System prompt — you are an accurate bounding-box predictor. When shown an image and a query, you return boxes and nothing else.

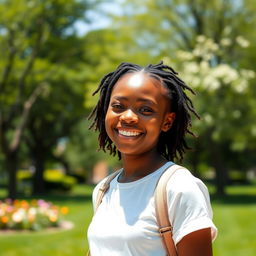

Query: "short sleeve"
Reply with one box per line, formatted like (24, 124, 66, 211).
(166, 168, 217, 245)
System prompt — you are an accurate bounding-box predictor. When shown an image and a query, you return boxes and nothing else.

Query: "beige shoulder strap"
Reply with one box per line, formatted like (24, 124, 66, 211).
(89, 165, 182, 256)
(95, 170, 121, 211)
(154, 164, 184, 256)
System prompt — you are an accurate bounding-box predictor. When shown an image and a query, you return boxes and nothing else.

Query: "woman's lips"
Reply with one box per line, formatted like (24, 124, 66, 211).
(115, 129, 143, 137)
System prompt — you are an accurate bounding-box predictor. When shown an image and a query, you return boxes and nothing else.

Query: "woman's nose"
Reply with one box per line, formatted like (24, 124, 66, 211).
(120, 109, 138, 123)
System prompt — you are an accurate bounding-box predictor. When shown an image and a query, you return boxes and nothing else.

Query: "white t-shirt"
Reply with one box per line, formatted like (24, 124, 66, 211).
(87, 162, 217, 256)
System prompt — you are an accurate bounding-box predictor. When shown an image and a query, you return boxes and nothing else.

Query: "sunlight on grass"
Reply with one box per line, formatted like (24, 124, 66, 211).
(213, 203, 256, 256)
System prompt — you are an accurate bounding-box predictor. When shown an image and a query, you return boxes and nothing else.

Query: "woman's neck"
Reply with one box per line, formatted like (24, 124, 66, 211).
(118, 150, 168, 183)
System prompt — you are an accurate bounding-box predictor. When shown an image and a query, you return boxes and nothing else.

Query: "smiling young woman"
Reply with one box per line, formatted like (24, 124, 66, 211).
(87, 62, 217, 256)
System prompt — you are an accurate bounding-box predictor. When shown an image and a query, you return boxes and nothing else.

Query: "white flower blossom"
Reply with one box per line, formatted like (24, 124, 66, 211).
(192, 48, 203, 57)
(12, 209, 26, 223)
(212, 64, 239, 83)
(184, 62, 199, 73)
(234, 80, 248, 93)
(191, 77, 201, 87)
(176, 51, 193, 61)
(196, 35, 206, 43)
(176, 35, 254, 94)
(28, 207, 37, 216)
(203, 76, 220, 91)
(236, 36, 250, 48)
(241, 69, 255, 79)
(220, 38, 231, 47)
(200, 61, 209, 72)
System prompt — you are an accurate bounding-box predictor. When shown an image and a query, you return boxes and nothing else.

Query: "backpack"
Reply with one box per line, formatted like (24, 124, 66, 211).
(89, 164, 184, 256)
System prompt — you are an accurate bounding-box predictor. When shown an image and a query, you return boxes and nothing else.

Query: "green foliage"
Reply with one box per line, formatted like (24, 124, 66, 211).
(81, 28, 157, 109)
(1, 0, 256, 197)
(44, 169, 77, 191)
(106, 1, 256, 195)
(0, 0, 94, 197)
(63, 119, 120, 177)
(17, 169, 77, 193)
(119, 0, 256, 54)
(167, 35, 255, 147)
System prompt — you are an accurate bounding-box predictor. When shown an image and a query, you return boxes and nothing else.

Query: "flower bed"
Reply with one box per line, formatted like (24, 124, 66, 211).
(0, 199, 69, 231)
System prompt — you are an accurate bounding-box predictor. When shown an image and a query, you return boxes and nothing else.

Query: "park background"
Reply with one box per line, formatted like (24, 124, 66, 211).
(0, 0, 255, 255)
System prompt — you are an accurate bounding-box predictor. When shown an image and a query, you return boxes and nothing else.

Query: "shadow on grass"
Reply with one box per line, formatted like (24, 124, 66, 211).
(211, 194, 256, 205)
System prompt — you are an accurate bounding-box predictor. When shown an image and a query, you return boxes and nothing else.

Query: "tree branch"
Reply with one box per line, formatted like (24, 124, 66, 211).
(6, 19, 46, 126)
(17, 18, 46, 104)
(188, 0, 204, 35)
(0, 112, 8, 155)
(9, 83, 46, 152)
(159, 2, 194, 50)
(0, 28, 17, 93)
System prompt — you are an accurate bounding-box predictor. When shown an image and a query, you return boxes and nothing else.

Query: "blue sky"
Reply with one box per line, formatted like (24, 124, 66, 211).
(74, 1, 123, 36)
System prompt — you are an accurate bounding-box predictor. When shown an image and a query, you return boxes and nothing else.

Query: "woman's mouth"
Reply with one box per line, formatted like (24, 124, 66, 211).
(117, 129, 143, 137)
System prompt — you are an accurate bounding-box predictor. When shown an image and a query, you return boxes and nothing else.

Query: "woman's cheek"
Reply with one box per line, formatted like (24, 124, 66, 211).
(105, 112, 114, 140)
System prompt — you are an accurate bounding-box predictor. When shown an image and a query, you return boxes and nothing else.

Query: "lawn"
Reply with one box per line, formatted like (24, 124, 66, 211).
(212, 185, 256, 256)
(0, 185, 94, 256)
(0, 184, 255, 256)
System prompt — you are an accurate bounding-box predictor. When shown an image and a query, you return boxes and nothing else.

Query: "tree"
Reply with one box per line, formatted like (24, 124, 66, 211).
(113, 0, 256, 195)
(63, 119, 116, 180)
(0, 0, 90, 198)
(119, 0, 256, 54)
(165, 35, 255, 195)
(25, 65, 86, 194)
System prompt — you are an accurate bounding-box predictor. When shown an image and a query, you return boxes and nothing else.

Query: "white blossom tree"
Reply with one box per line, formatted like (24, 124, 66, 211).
(164, 33, 255, 195)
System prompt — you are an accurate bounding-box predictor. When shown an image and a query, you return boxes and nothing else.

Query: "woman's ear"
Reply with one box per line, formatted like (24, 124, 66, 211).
(162, 112, 176, 132)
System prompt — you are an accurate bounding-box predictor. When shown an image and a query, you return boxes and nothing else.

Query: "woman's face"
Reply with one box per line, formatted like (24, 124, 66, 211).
(105, 72, 175, 157)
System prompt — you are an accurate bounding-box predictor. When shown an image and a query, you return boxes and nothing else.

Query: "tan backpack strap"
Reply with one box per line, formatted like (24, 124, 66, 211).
(95, 170, 121, 211)
(155, 164, 184, 256)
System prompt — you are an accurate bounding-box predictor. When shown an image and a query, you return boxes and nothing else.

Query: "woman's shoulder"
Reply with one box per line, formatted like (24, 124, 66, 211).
(92, 170, 121, 203)
(166, 165, 209, 196)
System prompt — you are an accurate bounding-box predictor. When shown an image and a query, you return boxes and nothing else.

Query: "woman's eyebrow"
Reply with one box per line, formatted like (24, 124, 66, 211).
(112, 96, 157, 105)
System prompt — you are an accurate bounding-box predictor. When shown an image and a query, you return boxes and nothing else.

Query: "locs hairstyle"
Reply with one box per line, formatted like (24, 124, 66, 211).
(88, 61, 199, 161)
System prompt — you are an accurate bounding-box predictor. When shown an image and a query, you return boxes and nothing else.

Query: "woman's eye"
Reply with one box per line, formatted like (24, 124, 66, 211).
(140, 107, 153, 114)
(111, 104, 124, 110)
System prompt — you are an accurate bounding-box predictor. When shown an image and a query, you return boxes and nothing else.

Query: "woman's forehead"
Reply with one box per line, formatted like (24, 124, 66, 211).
(126, 72, 145, 88)
(110, 72, 170, 101)
(116, 72, 163, 88)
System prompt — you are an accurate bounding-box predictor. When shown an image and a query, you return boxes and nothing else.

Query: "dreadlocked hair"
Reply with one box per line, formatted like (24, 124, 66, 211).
(88, 61, 200, 162)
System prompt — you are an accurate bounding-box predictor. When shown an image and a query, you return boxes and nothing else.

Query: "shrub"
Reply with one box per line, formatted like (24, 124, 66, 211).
(17, 169, 77, 193)
(44, 169, 77, 191)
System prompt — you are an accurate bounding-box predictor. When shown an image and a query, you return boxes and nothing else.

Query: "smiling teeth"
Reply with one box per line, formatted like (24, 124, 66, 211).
(118, 130, 140, 137)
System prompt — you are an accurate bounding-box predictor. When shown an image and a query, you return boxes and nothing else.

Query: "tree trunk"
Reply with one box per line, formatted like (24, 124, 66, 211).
(6, 151, 18, 199)
(32, 149, 46, 194)
(189, 140, 201, 178)
(214, 163, 227, 196)
(211, 143, 228, 196)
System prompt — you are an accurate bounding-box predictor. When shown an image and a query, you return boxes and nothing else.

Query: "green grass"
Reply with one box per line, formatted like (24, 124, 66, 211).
(211, 184, 256, 256)
(0, 184, 255, 256)
(0, 185, 94, 256)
